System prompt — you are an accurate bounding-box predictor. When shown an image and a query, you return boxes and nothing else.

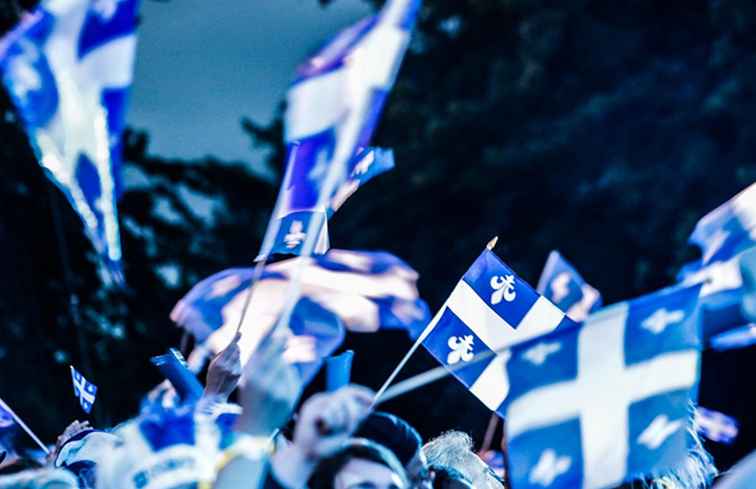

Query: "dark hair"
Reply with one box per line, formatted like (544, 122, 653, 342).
(308, 439, 408, 489)
(354, 412, 422, 468)
(430, 465, 473, 489)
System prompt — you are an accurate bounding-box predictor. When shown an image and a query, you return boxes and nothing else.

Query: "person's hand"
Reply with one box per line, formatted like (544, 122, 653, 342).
(292, 385, 374, 459)
(268, 385, 374, 489)
(234, 330, 302, 436)
(204, 332, 243, 402)
(47, 420, 92, 464)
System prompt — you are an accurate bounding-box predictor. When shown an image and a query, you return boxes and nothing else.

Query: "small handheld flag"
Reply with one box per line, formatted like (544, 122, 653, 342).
(420, 248, 575, 412)
(70, 366, 97, 414)
(688, 182, 756, 267)
(695, 407, 739, 445)
(536, 251, 602, 322)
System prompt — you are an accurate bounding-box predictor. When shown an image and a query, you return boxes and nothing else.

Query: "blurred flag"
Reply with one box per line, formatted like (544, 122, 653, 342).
(171, 249, 430, 382)
(500, 284, 702, 489)
(70, 366, 97, 414)
(421, 249, 575, 412)
(680, 246, 756, 348)
(0, 403, 14, 430)
(0, 0, 140, 284)
(258, 0, 421, 260)
(709, 324, 756, 351)
(536, 251, 602, 322)
(695, 407, 738, 445)
(688, 183, 756, 268)
(259, 147, 394, 258)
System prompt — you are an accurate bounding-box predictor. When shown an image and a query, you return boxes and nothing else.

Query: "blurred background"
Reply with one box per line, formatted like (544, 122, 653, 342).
(0, 0, 753, 474)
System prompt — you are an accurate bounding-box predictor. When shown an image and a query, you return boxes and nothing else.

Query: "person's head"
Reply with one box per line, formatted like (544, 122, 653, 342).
(429, 465, 474, 489)
(355, 412, 430, 488)
(423, 431, 504, 489)
(309, 439, 410, 489)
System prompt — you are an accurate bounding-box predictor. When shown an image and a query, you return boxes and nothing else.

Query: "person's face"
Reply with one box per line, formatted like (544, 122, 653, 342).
(334, 458, 405, 489)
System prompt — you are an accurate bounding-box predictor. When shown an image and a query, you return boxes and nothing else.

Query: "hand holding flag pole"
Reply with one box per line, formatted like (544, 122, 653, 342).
(0, 398, 49, 455)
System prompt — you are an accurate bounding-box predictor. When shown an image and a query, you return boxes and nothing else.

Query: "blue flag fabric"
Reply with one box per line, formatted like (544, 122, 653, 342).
(695, 407, 739, 445)
(499, 284, 702, 489)
(0, 403, 13, 430)
(536, 251, 602, 322)
(0, 0, 139, 284)
(171, 249, 430, 383)
(421, 249, 576, 412)
(258, 148, 394, 258)
(326, 350, 354, 392)
(679, 247, 754, 345)
(70, 366, 98, 414)
(688, 183, 756, 268)
(257, 0, 420, 260)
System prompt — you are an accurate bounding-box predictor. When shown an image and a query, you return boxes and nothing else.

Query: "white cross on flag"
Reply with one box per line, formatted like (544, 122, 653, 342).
(70, 366, 98, 414)
(499, 284, 702, 489)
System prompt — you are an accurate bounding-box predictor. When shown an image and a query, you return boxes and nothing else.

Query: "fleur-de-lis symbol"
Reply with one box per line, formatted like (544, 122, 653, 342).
(446, 335, 474, 365)
(490, 275, 516, 305)
(284, 220, 306, 249)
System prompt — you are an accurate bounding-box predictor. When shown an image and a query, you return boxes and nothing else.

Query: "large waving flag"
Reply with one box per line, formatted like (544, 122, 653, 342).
(499, 284, 702, 489)
(0, 0, 139, 283)
(688, 182, 756, 268)
(257, 0, 420, 260)
(171, 249, 430, 381)
(536, 251, 602, 322)
(420, 249, 577, 412)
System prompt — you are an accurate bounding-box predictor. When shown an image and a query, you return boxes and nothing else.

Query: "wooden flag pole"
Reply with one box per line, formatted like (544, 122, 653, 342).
(371, 237, 499, 407)
(0, 398, 49, 455)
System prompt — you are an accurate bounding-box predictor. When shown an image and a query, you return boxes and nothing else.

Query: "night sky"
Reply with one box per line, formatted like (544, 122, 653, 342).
(129, 0, 371, 176)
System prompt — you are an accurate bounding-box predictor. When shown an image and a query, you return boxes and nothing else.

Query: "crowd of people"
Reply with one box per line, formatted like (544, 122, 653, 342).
(0, 324, 746, 489)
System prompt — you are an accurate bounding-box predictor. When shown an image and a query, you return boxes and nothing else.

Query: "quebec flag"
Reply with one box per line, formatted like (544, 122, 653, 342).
(499, 284, 702, 489)
(0, 0, 139, 284)
(171, 249, 430, 382)
(258, 147, 394, 258)
(70, 365, 98, 414)
(257, 0, 421, 260)
(688, 182, 756, 268)
(679, 245, 755, 348)
(536, 251, 602, 322)
(421, 249, 576, 412)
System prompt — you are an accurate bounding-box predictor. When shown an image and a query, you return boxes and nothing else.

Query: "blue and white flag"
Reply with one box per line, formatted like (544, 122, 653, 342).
(688, 183, 756, 268)
(709, 323, 756, 351)
(0, 0, 139, 284)
(695, 407, 738, 445)
(258, 147, 394, 258)
(680, 246, 753, 346)
(171, 249, 430, 381)
(0, 403, 14, 430)
(536, 251, 602, 322)
(421, 249, 576, 412)
(499, 284, 702, 489)
(257, 0, 420, 260)
(70, 366, 97, 414)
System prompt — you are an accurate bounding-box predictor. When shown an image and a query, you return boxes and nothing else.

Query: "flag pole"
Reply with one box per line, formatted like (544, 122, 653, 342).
(0, 398, 49, 455)
(267, 92, 372, 338)
(372, 237, 499, 407)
